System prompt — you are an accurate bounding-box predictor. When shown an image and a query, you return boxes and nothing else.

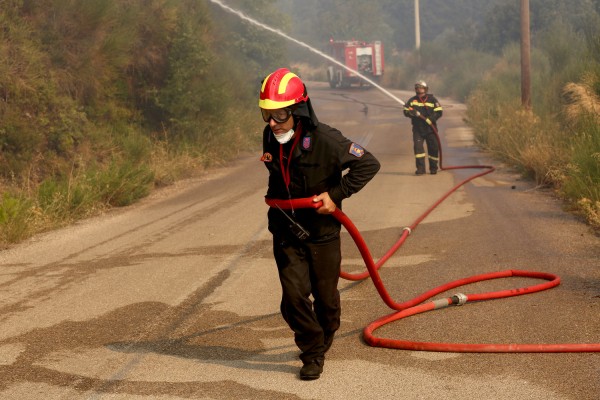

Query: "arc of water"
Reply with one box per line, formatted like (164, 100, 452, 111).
(208, 0, 406, 106)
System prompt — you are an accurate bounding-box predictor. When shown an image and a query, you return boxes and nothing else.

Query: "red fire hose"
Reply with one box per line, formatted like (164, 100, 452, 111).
(264, 124, 600, 352)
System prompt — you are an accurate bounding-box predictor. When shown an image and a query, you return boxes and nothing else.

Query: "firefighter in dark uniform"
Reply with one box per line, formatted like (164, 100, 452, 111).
(403, 80, 443, 175)
(259, 68, 380, 380)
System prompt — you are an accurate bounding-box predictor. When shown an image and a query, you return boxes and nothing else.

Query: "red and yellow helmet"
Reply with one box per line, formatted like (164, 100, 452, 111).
(259, 68, 308, 110)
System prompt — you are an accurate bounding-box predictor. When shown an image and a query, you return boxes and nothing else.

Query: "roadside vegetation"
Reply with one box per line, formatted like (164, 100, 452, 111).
(0, 0, 287, 246)
(376, 1, 600, 231)
(1, 0, 599, 248)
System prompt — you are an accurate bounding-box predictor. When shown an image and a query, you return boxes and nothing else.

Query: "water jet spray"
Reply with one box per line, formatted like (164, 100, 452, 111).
(208, 0, 405, 106)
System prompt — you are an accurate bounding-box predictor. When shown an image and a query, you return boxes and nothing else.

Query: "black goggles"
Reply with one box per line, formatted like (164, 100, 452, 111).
(261, 107, 293, 123)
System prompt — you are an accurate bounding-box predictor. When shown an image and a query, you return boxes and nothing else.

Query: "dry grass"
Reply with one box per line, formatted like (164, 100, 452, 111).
(562, 73, 600, 126)
(150, 141, 207, 187)
(466, 70, 600, 232)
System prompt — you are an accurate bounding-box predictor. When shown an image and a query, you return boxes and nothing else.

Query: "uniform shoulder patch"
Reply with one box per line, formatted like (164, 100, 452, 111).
(349, 143, 365, 158)
(260, 152, 273, 162)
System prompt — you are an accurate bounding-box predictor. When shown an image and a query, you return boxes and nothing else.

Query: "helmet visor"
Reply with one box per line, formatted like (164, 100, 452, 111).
(261, 107, 293, 123)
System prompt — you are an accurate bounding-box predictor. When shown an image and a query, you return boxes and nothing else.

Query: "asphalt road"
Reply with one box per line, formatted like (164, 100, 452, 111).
(0, 82, 598, 400)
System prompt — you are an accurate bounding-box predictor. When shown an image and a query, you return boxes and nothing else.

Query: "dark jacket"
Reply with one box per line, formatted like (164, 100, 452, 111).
(262, 121, 380, 241)
(403, 94, 443, 135)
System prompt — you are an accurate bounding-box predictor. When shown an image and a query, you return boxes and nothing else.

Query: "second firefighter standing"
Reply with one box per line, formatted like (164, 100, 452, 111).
(403, 81, 443, 175)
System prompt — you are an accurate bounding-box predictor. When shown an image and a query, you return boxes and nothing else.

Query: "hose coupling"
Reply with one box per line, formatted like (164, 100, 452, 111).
(402, 227, 412, 235)
(451, 293, 468, 306)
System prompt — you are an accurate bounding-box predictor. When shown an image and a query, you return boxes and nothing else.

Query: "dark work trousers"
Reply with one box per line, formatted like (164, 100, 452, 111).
(413, 130, 439, 172)
(272, 234, 341, 364)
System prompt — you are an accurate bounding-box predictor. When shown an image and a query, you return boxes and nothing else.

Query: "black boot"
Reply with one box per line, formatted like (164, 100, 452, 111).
(415, 158, 426, 175)
(429, 160, 438, 175)
(300, 359, 324, 380)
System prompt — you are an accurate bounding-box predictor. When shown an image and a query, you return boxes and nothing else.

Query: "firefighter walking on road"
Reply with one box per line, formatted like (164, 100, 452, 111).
(403, 81, 443, 175)
(259, 68, 380, 380)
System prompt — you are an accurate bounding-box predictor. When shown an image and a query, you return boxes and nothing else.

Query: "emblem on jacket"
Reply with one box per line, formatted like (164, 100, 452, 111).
(261, 152, 273, 162)
(349, 143, 365, 158)
(302, 136, 311, 150)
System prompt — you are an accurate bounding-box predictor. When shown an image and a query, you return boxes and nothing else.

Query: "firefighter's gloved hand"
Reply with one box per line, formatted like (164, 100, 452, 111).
(409, 109, 420, 117)
(425, 118, 433, 125)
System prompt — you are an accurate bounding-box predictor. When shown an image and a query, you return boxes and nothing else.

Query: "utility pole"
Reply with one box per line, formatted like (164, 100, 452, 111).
(415, 0, 421, 68)
(414, 0, 421, 50)
(520, 0, 531, 109)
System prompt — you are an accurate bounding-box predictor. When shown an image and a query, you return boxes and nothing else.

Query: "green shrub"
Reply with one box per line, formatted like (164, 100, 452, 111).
(560, 117, 600, 227)
(95, 160, 155, 207)
(37, 173, 97, 222)
(0, 193, 34, 245)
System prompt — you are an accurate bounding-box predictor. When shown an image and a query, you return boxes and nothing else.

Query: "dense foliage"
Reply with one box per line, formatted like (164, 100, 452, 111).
(0, 1, 288, 185)
(0, 0, 287, 244)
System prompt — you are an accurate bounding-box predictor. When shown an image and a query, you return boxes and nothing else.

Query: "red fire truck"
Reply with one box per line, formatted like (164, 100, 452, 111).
(326, 38, 384, 88)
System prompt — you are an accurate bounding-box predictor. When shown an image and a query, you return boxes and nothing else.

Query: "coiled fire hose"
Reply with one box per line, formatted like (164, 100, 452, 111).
(264, 123, 600, 353)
